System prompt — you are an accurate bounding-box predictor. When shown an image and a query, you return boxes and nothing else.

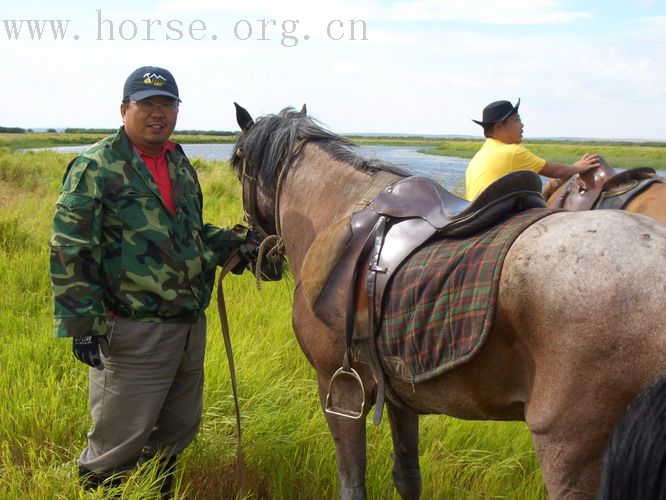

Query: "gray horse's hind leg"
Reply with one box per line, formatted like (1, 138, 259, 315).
(322, 407, 368, 500)
(387, 403, 422, 499)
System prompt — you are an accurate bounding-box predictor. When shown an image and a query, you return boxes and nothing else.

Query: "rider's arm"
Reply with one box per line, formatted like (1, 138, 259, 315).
(540, 154, 601, 179)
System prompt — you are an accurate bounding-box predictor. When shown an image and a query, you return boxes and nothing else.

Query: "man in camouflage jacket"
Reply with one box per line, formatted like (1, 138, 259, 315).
(50, 66, 252, 495)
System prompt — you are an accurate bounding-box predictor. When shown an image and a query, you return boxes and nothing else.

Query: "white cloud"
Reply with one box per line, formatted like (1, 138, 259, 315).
(626, 14, 666, 36)
(2, 1, 666, 140)
(155, 0, 590, 25)
(384, 0, 591, 24)
(155, 0, 381, 27)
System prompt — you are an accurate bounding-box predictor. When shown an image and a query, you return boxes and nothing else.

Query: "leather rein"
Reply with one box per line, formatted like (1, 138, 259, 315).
(214, 143, 292, 495)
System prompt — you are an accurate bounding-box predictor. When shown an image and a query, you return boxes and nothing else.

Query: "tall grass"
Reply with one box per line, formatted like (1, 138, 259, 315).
(0, 146, 545, 499)
(426, 139, 666, 170)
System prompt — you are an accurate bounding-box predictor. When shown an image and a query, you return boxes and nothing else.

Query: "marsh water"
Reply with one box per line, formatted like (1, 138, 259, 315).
(48, 144, 470, 190)
(44, 142, 666, 192)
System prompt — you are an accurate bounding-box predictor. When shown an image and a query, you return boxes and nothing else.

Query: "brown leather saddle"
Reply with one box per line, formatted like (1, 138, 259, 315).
(307, 172, 546, 334)
(548, 161, 662, 211)
(308, 171, 546, 423)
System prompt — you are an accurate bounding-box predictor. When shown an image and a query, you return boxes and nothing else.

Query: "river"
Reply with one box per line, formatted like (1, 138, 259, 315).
(48, 144, 469, 190)
(46, 143, 666, 191)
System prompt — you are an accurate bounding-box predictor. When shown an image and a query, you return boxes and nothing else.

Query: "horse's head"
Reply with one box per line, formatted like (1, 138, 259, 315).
(230, 102, 342, 238)
(231, 103, 272, 238)
(230, 103, 410, 238)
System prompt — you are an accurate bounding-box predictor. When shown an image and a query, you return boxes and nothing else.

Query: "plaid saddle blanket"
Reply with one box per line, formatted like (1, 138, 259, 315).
(377, 208, 551, 383)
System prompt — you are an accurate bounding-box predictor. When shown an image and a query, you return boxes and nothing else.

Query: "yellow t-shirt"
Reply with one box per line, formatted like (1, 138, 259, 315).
(465, 138, 546, 200)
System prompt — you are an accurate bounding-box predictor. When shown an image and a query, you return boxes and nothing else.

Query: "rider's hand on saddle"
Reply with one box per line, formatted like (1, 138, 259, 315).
(72, 335, 109, 370)
(574, 153, 601, 173)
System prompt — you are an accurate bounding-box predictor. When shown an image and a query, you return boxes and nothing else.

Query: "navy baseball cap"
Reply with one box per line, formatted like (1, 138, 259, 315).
(123, 66, 181, 102)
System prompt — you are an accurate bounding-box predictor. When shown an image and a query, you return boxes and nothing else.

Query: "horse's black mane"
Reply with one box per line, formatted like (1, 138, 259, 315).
(230, 107, 410, 189)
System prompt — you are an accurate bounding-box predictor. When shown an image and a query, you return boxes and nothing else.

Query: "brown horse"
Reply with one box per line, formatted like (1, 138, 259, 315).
(229, 105, 666, 499)
(542, 157, 666, 224)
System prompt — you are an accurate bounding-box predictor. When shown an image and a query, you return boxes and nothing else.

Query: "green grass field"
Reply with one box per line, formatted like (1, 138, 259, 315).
(424, 139, 666, 170)
(0, 139, 549, 499)
(5, 130, 664, 497)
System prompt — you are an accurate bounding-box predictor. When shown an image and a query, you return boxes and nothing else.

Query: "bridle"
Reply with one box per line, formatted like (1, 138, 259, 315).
(237, 146, 278, 240)
(235, 143, 294, 286)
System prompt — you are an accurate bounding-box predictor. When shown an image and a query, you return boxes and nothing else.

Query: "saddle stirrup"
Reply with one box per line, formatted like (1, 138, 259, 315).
(324, 217, 388, 421)
(325, 358, 366, 420)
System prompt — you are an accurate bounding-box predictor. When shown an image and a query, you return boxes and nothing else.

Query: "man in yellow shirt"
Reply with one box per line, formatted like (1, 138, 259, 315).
(465, 99, 600, 200)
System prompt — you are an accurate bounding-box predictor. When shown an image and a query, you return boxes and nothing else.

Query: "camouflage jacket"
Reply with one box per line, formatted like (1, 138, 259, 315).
(50, 127, 244, 338)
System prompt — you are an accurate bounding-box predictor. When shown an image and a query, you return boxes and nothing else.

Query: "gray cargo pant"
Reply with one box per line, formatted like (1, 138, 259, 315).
(79, 315, 206, 475)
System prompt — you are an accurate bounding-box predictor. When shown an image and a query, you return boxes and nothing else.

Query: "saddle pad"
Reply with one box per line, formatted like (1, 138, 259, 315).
(378, 208, 552, 383)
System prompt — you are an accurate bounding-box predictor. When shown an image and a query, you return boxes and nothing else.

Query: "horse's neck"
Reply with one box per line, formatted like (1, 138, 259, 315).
(279, 144, 379, 279)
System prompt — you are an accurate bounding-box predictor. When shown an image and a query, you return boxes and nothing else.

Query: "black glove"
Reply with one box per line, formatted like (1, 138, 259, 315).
(231, 230, 264, 275)
(72, 335, 109, 370)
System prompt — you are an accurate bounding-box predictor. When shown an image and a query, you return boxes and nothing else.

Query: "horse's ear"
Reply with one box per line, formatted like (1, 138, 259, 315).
(300, 103, 307, 115)
(234, 102, 255, 133)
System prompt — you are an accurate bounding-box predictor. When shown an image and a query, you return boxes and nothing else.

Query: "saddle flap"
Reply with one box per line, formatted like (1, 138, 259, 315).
(302, 208, 382, 333)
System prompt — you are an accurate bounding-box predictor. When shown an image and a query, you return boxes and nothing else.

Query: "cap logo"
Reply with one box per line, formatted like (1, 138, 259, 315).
(142, 72, 168, 87)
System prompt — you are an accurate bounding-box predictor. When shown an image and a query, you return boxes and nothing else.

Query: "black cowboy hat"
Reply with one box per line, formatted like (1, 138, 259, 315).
(472, 98, 520, 126)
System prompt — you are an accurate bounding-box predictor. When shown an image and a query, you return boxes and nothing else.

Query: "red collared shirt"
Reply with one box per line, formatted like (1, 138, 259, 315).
(133, 142, 177, 213)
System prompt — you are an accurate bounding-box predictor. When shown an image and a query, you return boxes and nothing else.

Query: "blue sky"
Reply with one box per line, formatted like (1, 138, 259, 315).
(2, 0, 665, 140)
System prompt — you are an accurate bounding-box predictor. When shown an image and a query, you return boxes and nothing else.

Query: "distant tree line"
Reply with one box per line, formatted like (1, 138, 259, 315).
(1, 126, 237, 135)
(64, 128, 117, 134)
(174, 129, 236, 136)
(63, 128, 236, 136)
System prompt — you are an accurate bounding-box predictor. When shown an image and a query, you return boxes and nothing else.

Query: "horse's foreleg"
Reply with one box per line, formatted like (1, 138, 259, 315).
(293, 287, 368, 499)
(321, 395, 368, 500)
(530, 431, 601, 499)
(387, 402, 421, 499)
